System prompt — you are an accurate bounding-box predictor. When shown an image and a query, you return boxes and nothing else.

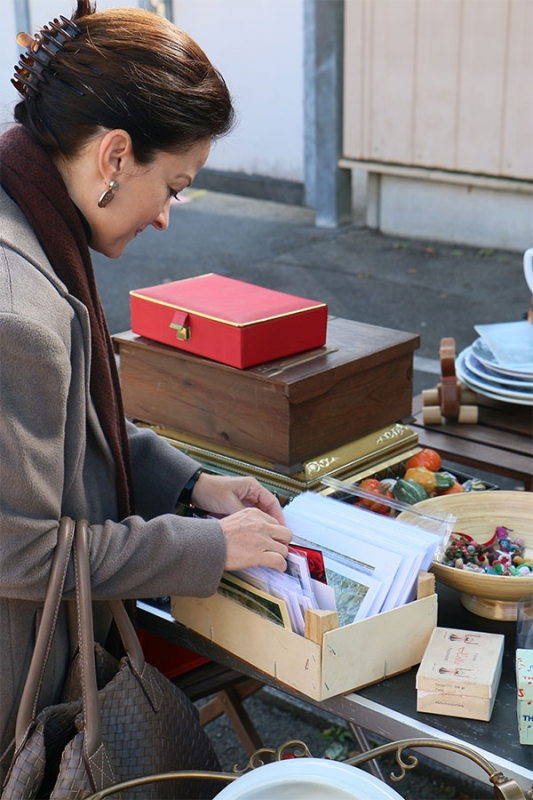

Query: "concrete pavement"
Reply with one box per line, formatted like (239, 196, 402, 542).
(94, 188, 529, 403)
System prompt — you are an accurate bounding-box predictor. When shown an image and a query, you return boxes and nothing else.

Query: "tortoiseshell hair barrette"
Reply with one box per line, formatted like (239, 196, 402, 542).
(12, 16, 82, 99)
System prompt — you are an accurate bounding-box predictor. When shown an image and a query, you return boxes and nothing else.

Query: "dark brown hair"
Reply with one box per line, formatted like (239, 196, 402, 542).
(14, 0, 235, 161)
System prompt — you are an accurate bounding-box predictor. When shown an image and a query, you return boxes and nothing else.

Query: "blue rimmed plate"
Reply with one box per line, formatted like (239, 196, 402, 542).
(470, 337, 533, 381)
(456, 348, 533, 406)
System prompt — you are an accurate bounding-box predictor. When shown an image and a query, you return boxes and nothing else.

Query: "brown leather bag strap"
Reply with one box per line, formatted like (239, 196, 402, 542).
(15, 517, 76, 746)
(73, 520, 103, 764)
(108, 599, 146, 672)
(74, 521, 149, 787)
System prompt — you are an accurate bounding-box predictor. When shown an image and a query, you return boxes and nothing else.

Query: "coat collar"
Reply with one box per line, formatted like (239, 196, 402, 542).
(0, 185, 70, 297)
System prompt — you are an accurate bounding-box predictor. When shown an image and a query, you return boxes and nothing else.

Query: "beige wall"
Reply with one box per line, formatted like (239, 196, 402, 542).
(343, 0, 533, 181)
(1, 0, 305, 183)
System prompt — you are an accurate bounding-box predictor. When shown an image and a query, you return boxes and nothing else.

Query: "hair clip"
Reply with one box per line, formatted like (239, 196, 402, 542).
(12, 15, 82, 99)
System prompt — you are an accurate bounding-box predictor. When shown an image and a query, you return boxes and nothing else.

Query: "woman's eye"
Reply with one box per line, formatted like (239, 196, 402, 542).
(169, 188, 181, 201)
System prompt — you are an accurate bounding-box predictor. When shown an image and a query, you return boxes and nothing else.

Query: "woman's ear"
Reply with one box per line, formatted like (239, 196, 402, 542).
(97, 129, 135, 181)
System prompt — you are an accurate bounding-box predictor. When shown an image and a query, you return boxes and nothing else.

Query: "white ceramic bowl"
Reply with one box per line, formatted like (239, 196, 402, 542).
(214, 758, 404, 800)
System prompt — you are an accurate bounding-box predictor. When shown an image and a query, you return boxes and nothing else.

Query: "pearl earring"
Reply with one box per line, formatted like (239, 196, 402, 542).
(98, 180, 119, 209)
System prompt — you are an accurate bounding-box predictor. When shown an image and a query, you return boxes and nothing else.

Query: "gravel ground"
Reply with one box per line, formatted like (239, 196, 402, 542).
(200, 686, 494, 799)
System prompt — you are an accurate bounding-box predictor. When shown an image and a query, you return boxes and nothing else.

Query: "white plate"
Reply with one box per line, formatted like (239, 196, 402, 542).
(456, 349, 533, 406)
(214, 758, 404, 800)
(470, 338, 533, 380)
(457, 349, 533, 399)
(464, 347, 533, 389)
(474, 320, 533, 369)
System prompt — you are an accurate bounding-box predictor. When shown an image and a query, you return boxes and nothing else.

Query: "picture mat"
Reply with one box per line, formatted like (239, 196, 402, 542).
(232, 566, 311, 635)
(289, 543, 327, 583)
(307, 505, 428, 609)
(293, 537, 385, 619)
(266, 571, 306, 635)
(286, 492, 440, 610)
(219, 572, 292, 630)
(320, 478, 453, 560)
(286, 550, 319, 603)
(323, 555, 382, 625)
(285, 504, 400, 615)
(294, 492, 442, 565)
(310, 577, 337, 611)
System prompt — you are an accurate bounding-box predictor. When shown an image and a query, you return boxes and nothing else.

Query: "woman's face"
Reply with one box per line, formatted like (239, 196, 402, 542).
(65, 134, 211, 259)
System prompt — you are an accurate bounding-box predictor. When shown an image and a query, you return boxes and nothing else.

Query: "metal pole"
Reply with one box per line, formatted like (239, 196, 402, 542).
(13, 0, 31, 38)
(138, 0, 173, 23)
(313, 0, 352, 228)
(303, 0, 317, 209)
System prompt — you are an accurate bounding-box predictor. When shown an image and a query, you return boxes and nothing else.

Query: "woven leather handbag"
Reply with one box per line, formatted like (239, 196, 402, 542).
(2, 519, 221, 800)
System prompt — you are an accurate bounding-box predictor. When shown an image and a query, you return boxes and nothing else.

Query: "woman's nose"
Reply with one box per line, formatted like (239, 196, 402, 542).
(152, 206, 170, 231)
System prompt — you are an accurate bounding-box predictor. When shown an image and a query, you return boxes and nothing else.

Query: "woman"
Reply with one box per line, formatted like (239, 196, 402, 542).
(0, 0, 291, 780)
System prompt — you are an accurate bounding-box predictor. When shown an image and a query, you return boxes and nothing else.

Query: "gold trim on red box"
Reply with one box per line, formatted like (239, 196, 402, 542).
(129, 283, 327, 328)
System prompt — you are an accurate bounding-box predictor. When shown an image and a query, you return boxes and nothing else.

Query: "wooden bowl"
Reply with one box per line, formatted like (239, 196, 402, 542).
(397, 491, 533, 620)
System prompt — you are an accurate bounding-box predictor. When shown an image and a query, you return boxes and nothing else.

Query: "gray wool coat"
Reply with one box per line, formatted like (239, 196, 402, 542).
(0, 186, 227, 779)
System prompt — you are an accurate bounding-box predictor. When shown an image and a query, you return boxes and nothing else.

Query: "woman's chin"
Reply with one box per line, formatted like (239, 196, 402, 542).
(89, 240, 126, 259)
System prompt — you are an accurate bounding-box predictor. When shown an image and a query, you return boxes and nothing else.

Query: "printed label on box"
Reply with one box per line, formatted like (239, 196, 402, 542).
(417, 688, 497, 722)
(516, 648, 533, 745)
(416, 627, 504, 721)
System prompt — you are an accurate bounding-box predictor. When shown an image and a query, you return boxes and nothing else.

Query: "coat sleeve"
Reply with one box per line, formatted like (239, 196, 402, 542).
(0, 308, 226, 604)
(126, 420, 203, 520)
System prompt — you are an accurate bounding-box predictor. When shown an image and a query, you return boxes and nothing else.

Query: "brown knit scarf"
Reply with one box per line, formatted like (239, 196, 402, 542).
(0, 125, 134, 519)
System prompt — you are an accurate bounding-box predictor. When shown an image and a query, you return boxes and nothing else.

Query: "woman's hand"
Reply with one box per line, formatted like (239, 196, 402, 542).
(191, 473, 286, 525)
(190, 473, 291, 572)
(219, 507, 291, 572)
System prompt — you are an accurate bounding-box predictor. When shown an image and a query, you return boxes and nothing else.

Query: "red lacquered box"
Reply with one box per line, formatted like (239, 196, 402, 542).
(129, 273, 328, 369)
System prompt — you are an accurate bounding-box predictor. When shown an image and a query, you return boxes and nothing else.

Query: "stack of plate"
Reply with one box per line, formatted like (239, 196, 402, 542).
(456, 320, 533, 407)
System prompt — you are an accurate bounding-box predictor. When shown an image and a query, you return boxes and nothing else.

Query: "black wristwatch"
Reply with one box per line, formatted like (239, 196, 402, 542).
(177, 468, 203, 508)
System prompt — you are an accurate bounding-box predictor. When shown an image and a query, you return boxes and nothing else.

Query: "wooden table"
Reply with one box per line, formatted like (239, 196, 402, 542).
(137, 584, 533, 793)
(408, 394, 532, 490)
(133, 394, 533, 792)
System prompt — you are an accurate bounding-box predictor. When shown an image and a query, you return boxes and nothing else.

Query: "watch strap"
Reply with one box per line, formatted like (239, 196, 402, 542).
(177, 468, 203, 508)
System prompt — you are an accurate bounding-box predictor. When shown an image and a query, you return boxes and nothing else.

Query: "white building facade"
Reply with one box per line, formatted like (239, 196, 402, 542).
(2, 0, 531, 251)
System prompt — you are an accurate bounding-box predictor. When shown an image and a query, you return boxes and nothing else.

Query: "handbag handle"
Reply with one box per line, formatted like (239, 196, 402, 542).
(15, 517, 76, 746)
(15, 518, 147, 753)
(74, 521, 154, 782)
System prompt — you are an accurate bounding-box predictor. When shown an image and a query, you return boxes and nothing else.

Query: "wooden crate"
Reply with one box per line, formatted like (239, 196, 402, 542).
(171, 572, 437, 702)
(113, 317, 419, 467)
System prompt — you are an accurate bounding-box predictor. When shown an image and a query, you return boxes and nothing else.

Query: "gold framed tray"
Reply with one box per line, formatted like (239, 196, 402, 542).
(138, 421, 420, 502)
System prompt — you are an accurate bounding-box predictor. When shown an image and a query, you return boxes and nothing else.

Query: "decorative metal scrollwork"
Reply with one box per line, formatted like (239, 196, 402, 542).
(342, 738, 530, 800)
(235, 739, 313, 773)
(85, 737, 531, 799)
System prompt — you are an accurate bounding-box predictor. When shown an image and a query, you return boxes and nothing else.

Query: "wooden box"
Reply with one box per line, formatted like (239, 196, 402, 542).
(171, 572, 437, 702)
(130, 274, 328, 369)
(113, 317, 419, 467)
(416, 627, 504, 722)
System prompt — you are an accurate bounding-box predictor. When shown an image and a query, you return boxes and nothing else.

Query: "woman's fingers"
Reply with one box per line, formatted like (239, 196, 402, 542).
(219, 507, 292, 572)
(191, 473, 286, 526)
(258, 549, 289, 573)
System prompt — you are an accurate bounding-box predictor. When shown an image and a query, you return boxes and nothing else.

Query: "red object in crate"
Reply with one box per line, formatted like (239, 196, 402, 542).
(129, 273, 328, 369)
(137, 628, 210, 680)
